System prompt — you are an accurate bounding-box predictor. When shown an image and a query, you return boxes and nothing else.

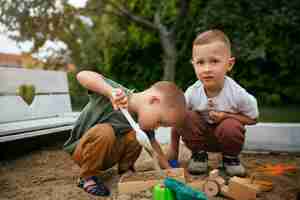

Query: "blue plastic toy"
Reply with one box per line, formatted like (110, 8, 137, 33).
(168, 160, 179, 168)
(164, 177, 208, 200)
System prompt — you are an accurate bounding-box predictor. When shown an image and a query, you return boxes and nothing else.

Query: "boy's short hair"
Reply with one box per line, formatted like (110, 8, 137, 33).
(193, 29, 231, 52)
(150, 81, 186, 109)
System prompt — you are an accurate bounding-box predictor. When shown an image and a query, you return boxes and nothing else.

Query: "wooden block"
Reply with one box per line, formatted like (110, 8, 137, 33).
(214, 176, 225, 187)
(252, 180, 273, 192)
(209, 169, 219, 179)
(229, 177, 272, 193)
(118, 168, 186, 194)
(221, 185, 229, 195)
(221, 176, 257, 200)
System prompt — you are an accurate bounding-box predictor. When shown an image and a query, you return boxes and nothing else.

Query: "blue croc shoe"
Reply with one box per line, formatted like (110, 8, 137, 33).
(78, 176, 110, 196)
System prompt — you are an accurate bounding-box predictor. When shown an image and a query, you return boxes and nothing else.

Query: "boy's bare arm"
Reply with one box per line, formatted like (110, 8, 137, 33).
(77, 71, 113, 98)
(77, 71, 127, 109)
(209, 111, 257, 125)
(166, 129, 180, 161)
(150, 139, 172, 169)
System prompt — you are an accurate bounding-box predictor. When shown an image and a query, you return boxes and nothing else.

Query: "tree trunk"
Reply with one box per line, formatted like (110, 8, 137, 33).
(159, 30, 177, 81)
(110, 5, 178, 81)
(155, 14, 177, 81)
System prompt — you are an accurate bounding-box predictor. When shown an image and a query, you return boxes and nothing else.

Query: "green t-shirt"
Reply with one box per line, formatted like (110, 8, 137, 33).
(63, 78, 155, 154)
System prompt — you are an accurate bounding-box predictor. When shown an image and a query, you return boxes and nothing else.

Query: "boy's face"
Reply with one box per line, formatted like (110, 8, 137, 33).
(192, 41, 235, 92)
(137, 96, 184, 131)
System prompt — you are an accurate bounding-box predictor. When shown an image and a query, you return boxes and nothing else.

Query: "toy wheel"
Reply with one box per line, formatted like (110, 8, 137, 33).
(203, 180, 220, 197)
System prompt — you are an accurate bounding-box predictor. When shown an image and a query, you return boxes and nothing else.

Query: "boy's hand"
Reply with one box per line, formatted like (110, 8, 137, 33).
(209, 111, 226, 123)
(111, 88, 128, 110)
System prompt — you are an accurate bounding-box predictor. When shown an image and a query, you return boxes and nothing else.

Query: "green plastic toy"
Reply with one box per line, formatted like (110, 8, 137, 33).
(164, 177, 208, 200)
(153, 183, 175, 200)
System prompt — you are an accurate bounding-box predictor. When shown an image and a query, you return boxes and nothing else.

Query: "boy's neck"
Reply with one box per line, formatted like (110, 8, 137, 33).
(127, 92, 142, 114)
(204, 83, 224, 98)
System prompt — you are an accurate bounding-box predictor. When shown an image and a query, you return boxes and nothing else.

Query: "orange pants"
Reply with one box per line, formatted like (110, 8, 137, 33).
(72, 123, 142, 178)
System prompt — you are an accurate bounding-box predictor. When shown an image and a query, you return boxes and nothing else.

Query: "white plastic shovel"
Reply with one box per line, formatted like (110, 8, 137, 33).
(111, 90, 154, 156)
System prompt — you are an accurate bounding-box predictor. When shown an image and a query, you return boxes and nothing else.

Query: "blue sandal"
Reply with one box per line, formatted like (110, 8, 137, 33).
(78, 176, 110, 196)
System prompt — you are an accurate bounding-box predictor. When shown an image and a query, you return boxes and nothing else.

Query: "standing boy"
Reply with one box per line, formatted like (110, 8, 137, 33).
(64, 71, 186, 196)
(167, 29, 259, 176)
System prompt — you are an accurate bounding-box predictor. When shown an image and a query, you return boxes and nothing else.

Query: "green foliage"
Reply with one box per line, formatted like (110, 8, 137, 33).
(259, 106, 300, 122)
(1, 0, 299, 106)
(177, 0, 300, 105)
(67, 72, 88, 110)
(109, 34, 163, 90)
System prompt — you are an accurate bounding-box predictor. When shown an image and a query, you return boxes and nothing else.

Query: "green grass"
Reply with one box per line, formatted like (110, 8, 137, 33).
(259, 105, 300, 122)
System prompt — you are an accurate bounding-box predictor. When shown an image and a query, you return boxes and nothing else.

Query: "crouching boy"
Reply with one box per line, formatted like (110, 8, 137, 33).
(64, 71, 186, 196)
(167, 30, 259, 177)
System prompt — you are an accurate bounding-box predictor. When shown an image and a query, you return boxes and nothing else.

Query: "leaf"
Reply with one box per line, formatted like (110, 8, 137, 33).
(18, 84, 36, 106)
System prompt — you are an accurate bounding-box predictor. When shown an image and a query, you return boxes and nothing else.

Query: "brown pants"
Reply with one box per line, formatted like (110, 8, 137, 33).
(72, 123, 142, 178)
(173, 111, 245, 156)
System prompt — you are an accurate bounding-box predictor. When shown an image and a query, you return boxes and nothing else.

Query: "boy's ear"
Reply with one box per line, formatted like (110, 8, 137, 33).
(149, 95, 160, 105)
(227, 57, 235, 72)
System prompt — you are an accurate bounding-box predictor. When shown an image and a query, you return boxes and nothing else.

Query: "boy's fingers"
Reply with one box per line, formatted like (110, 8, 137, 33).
(112, 103, 128, 110)
(112, 100, 120, 110)
(113, 103, 118, 110)
(111, 88, 128, 110)
(119, 100, 128, 108)
(119, 104, 127, 109)
(114, 94, 126, 101)
(120, 98, 128, 104)
(114, 96, 128, 107)
(209, 112, 217, 122)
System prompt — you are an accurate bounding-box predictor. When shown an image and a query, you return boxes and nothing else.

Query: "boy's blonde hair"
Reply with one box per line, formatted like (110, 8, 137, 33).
(193, 29, 231, 54)
(150, 81, 186, 110)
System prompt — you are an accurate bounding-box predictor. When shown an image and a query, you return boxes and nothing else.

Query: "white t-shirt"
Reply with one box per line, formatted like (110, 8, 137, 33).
(185, 76, 259, 123)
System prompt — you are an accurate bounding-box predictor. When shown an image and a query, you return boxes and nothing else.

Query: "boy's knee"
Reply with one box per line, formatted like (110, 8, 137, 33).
(213, 118, 245, 155)
(73, 124, 116, 162)
(219, 119, 244, 135)
(123, 131, 142, 150)
(215, 118, 245, 144)
(91, 124, 116, 142)
(124, 131, 137, 142)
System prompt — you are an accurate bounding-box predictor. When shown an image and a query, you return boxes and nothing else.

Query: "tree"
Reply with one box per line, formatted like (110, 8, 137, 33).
(1, 0, 299, 105)
(0, 0, 195, 81)
(195, 0, 300, 104)
(0, 0, 125, 71)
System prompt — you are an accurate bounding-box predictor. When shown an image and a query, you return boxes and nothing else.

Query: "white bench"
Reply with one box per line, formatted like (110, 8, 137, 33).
(154, 123, 300, 153)
(243, 123, 300, 153)
(0, 67, 79, 142)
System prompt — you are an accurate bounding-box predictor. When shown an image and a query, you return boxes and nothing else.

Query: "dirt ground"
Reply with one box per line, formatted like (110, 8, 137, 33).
(0, 133, 299, 200)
